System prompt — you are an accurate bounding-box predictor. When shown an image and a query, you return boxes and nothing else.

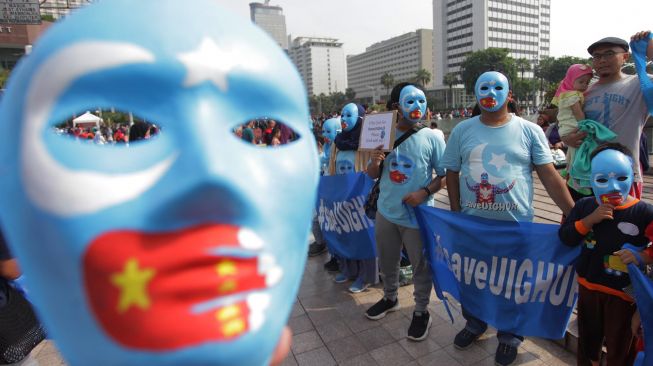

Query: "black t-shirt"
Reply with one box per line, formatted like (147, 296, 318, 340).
(559, 197, 653, 293)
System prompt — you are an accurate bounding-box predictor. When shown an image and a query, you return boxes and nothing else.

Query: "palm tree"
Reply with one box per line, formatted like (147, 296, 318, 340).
(380, 72, 395, 101)
(414, 68, 432, 87)
(443, 72, 459, 109)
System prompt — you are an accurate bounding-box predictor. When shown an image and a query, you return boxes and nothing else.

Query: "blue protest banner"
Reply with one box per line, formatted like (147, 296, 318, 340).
(415, 206, 581, 339)
(628, 263, 653, 366)
(317, 173, 377, 260)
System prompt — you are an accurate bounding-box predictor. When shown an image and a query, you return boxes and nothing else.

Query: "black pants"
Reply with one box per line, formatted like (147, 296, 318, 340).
(577, 285, 638, 366)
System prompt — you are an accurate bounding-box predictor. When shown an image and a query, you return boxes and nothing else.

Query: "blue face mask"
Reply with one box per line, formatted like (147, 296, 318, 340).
(0, 1, 318, 365)
(590, 149, 634, 206)
(341, 103, 359, 132)
(475, 71, 510, 112)
(321, 118, 342, 144)
(399, 86, 427, 124)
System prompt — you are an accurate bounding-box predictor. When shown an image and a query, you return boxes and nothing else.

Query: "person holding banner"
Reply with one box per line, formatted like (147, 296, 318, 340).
(326, 104, 378, 293)
(560, 143, 653, 366)
(365, 82, 446, 341)
(440, 71, 574, 366)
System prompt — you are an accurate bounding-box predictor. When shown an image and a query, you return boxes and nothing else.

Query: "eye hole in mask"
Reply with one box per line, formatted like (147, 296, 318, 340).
(50, 109, 161, 147)
(232, 119, 301, 147)
(481, 86, 489, 91)
(617, 176, 629, 182)
(495, 86, 504, 90)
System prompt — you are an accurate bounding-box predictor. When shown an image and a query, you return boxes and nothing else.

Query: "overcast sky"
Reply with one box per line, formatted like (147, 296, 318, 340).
(217, 0, 651, 58)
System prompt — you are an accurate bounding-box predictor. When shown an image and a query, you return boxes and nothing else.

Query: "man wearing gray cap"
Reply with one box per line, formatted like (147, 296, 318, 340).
(563, 31, 653, 200)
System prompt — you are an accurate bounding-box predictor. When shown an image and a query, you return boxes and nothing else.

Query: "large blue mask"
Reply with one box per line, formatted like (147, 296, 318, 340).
(340, 103, 359, 132)
(475, 71, 510, 112)
(0, 1, 318, 365)
(399, 85, 427, 124)
(590, 148, 634, 206)
(321, 118, 342, 144)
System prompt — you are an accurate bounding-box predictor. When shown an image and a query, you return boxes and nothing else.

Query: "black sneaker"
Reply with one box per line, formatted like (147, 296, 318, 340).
(323, 257, 339, 272)
(365, 297, 399, 320)
(494, 343, 518, 366)
(308, 242, 326, 257)
(407, 311, 432, 341)
(453, 328, 482, 350)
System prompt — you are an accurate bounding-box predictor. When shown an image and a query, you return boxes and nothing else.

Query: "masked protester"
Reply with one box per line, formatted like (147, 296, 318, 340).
(559, 143, 653, 366)
(364, 83, 446, 342)
(440, 71, 574, 366)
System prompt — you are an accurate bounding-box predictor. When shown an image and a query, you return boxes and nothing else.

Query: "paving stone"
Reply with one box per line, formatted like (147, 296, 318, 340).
(290, 301, 306, 318)
(280, 353, 299, 366)
(337, 353, 379, 366)
(344, 314, 382, 334)
(289, 314, 315, 335)
(381, 317, 408, 341)
(355, 326, 395, 352)
(315, 320, 354, 343)
(443, 343, 490, 365)
(292, 330, 324, 355)
(398, 337, 443, 359)
(428, 322, 460, 347)
(369, 342, 413, 366)
(325, 334, 367, 363)
(294, 346, 336, 366)
(417, 349, 463, 366)
(306, 307, 341, 327)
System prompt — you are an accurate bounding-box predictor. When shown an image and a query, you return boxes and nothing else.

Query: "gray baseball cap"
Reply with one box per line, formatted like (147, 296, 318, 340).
(587, 37, 629, 55)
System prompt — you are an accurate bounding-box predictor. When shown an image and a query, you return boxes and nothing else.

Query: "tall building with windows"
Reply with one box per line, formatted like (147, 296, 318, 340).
(347, 29, 434, 103)
(432, 0, 550, 88)
(249, 1, 288, 50)
(40, 0, 92, 19)
(289, 37, 347, 97)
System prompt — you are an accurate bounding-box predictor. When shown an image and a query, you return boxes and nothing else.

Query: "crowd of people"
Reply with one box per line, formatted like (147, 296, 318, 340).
(307, 31, 653, 366)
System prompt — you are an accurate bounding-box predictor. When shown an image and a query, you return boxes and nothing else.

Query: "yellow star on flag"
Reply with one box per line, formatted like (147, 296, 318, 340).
(111, 258, 156, 313)
(602, 196, 610, 203)
(216, 260, 237, 277)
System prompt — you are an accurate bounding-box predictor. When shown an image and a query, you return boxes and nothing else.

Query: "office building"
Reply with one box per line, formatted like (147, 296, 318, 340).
(249, 1, 288, 50)
(433, 0, 550, 88)
(40, 0, 91, 19)
(289, 37, 347, 96)
(347, 29, 434, 103)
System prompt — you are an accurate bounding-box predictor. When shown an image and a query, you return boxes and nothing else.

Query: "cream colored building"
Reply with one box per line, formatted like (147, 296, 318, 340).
(347, 29, 434, 103)
(289, 37, 347, 97)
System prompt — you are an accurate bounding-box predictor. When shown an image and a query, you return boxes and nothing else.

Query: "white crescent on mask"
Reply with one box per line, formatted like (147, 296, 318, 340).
(468, 143, 504, 185)
(22, 42, 177, 217)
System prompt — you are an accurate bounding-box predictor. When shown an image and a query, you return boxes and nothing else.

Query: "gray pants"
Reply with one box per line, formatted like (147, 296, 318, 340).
(375, 212, 432, 312)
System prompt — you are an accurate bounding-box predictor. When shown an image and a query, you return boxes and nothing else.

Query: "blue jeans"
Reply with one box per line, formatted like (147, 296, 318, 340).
(462, 307, 524, 347)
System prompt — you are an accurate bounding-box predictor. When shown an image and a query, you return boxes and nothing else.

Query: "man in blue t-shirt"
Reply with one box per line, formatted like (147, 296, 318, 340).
(364, 83, 446, 343)
(440, 71, 574, 366)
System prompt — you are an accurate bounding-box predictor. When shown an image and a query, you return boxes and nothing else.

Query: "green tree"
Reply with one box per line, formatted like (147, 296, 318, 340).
(345, 87, 356, 100)
(512, 78, 538, 103)
(414, 68, 432, 87)
(535, 55, 589, 85)
(461, 48, 517, 92)
(0, 68, 9, 89)
(380, 72, 395, 99)
(515, 58, 531, 81)
(442, 72, 459, 108)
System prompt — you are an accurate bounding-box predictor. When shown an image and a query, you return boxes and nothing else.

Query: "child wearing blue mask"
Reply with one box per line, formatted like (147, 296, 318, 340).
(559, 142, 653, 366)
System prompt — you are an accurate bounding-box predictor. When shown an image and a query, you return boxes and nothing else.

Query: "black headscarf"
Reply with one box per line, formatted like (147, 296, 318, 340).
(334, 104, 366, 151)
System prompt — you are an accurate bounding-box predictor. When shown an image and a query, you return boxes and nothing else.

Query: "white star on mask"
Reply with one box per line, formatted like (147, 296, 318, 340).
(608, 172, 616, 178)
(488, 153, 508, 170)
(177, 37, 265, 92)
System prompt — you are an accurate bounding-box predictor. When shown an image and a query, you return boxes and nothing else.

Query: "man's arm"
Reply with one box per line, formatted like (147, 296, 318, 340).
(534, 163, 574, 216)
(402, 175, 445, 207)
(446, 170, 461, 212)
